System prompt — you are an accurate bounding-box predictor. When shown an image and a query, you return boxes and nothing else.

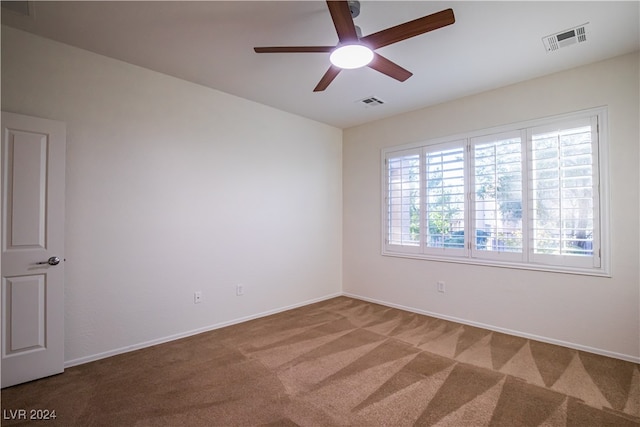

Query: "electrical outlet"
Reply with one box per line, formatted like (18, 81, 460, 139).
(437, 281, 446, 293)
(236, 284, 244, 296)
(194, 291, 202, 304)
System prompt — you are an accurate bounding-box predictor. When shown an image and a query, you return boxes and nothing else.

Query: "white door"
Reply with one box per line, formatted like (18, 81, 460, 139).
(1, 111, 66, 388)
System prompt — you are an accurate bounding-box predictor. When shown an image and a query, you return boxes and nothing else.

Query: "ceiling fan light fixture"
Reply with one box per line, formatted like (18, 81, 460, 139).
(329, 44, 373, 69)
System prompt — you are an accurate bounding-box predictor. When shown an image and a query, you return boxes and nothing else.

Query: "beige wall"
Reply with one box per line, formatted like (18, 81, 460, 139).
(343, 52, 640, 361)
(1, 26, 343, 365)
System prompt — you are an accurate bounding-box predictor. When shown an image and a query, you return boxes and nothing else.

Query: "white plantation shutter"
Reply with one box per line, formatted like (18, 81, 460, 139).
(385, 149, 422, 253)
(528, 116, 600, 268)
(382, 108, 607, 275)
(424, 142, 466, 256)
(471, 131, 524, 262)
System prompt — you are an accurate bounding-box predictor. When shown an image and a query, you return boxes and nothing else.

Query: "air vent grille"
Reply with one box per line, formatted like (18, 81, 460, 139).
(359, 96, 385, 107)
(543, 23, 588, 52)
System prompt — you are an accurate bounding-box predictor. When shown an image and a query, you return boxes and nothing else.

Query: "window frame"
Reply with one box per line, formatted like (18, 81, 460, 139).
(381, 107, 610, 277)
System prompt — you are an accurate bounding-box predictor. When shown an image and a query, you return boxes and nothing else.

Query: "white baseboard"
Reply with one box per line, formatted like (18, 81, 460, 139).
(64, 292, 342, 368)
(342, 292, 640, 364)
(65, 291, 639, 368)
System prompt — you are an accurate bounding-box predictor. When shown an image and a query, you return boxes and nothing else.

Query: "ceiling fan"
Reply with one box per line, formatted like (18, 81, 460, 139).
(254, 1, 455, 92)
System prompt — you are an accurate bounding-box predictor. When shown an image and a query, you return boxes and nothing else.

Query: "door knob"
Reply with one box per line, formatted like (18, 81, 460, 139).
(37, 256, 61, 266)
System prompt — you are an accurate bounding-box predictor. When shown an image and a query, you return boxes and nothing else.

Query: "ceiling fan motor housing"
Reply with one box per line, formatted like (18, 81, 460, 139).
(348, 1, 360, 18)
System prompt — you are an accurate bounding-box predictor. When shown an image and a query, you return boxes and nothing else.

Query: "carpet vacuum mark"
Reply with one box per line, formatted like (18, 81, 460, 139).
(2, 297, 639, 426)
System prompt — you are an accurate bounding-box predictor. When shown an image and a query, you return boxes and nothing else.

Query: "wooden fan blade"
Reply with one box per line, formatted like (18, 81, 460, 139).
(326, 1, 358, 43)
(367, 53, 412, 82)
(254, 46, 335, 53)
(313, 65, 341, 92)
(360, 8, 455, 50)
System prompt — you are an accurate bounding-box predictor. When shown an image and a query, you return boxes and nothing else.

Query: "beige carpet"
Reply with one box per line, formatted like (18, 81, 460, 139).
(2, 296, 639, 426)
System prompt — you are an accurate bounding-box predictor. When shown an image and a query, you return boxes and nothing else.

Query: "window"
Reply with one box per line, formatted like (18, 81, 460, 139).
(472, 131, 524, 262)
(383, 108, 608, 276)
(424, 142, 466, 254)
(387, 149, 421, 251)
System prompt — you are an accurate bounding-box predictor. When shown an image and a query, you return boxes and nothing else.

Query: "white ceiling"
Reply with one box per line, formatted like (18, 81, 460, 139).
(2, 1, 639, 128)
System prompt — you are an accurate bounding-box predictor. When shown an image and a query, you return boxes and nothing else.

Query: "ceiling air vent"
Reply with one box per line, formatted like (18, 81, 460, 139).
(358, 96, 385, 108)
(543, 23, 588, 52)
